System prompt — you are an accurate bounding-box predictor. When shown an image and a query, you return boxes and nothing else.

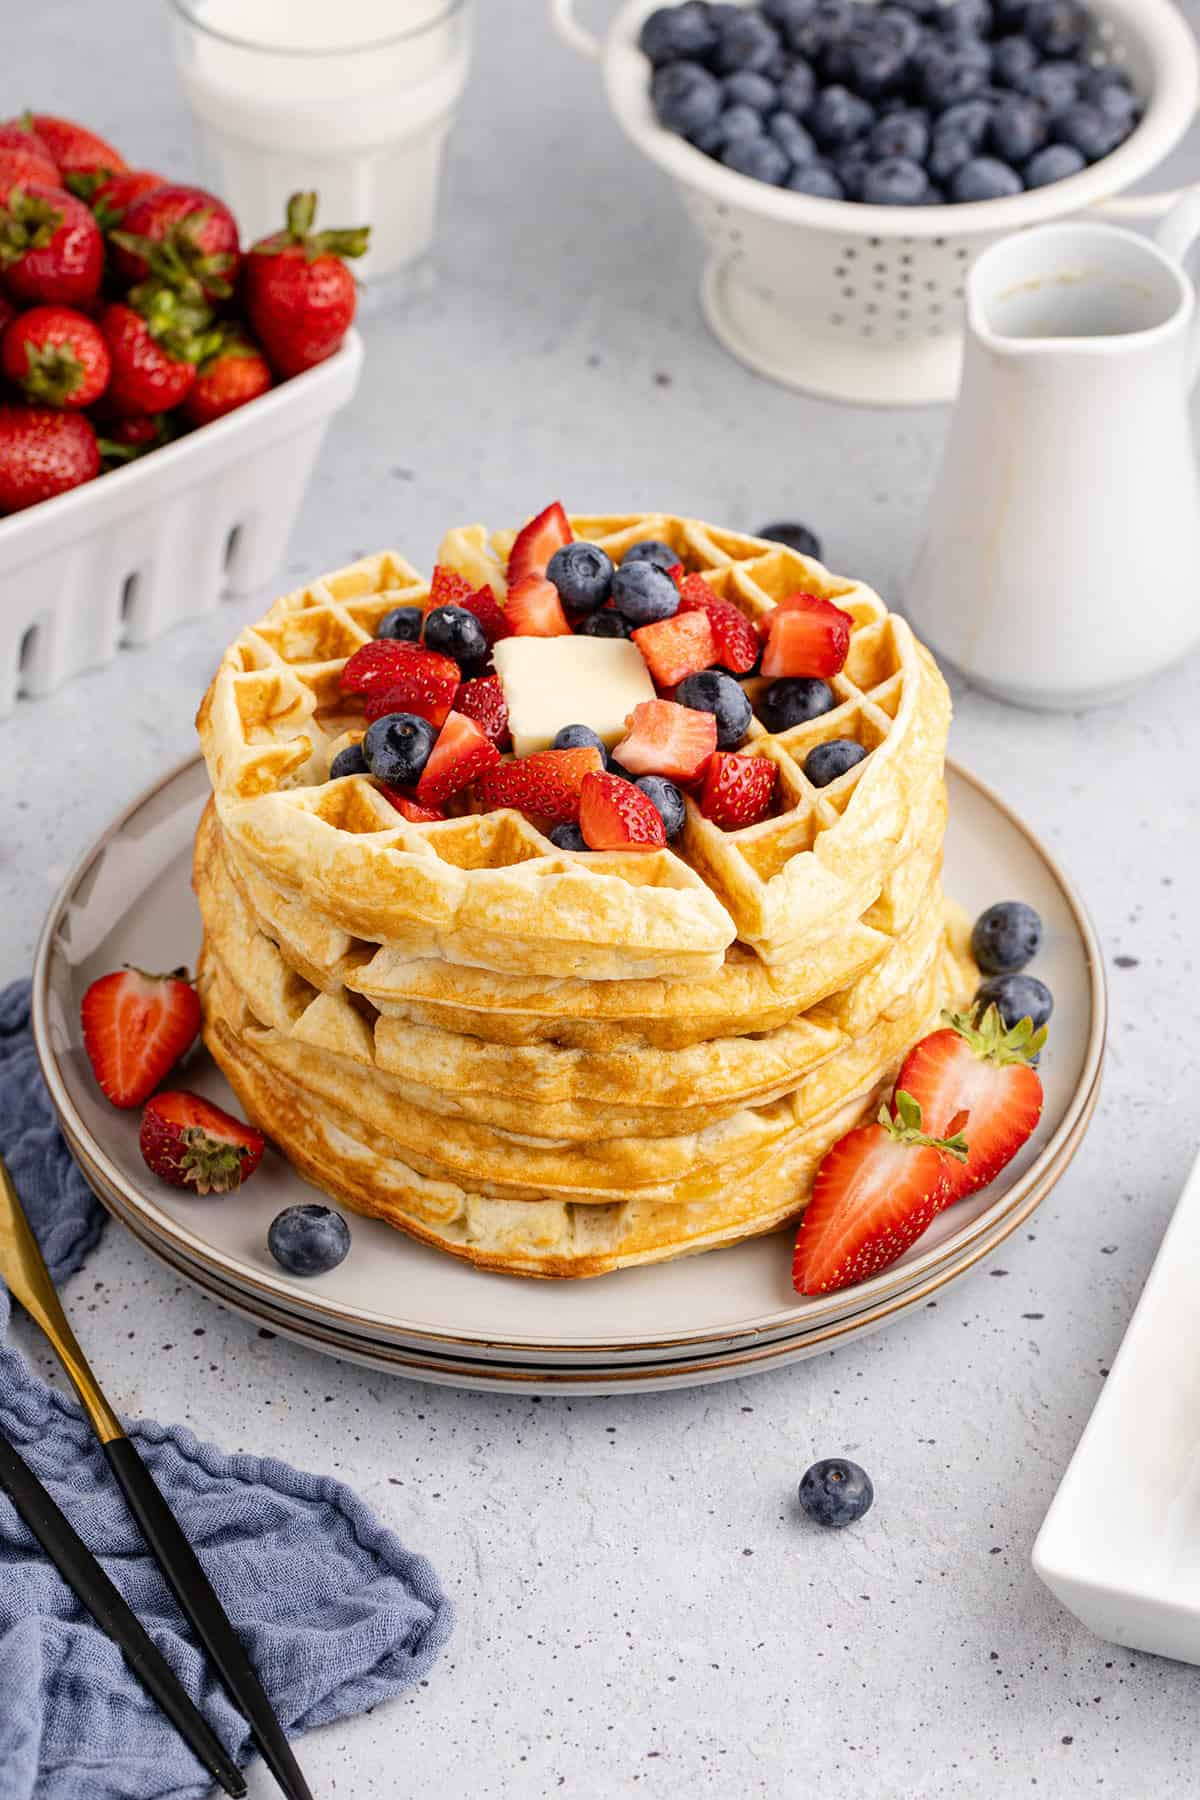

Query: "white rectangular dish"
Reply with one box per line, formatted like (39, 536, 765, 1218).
(0, 329, 363, 718)
(1034, 1146, 1200, 1664)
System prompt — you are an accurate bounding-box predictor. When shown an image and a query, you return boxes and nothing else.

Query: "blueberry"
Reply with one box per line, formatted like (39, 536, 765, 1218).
(689, 117, 728, 155)
(769, 110, 818, 164)
(675, 670, 753, 747)
(991, 35, 1039, 87)
(552, 723, 608, 756)
(867, 109, 930, 163)
(1026, 0, 1088, 57)
(376, 605, 423, 643)
(579, 611, 633, 640)
(975, 972, 1054, 1032)
(1024, 141, 1085, 186)
(611, 560, 680, 626)
(424, 604, 488, 669)
(786, 162, 845, 197)
(268, 1204, 351, 1277)
(329, 742, 368, 780)
(762, 0, 819, 29)
(546, 541, 614, 614)
(787, 0, 858, 60)
(971, 901, 1043, 975)
(938, 0, 992, 36)
(921, 42, 990, 108)
(639, 2, 718, 65)
(777, 57, 818, 114)
(723, 70, 779, 110)
(1080, 67, 1138, 121)
(928, 128, 974, 183)
(757, 519, 822, 560)
(549, 822, 588, 852)
(798, 1458, 874, 1529)
(720, 102, 769, 149)
(874, 6, 924, 57)
(759, 677, 836, 732)
(989, 95, 1047, 163)
(939, 98, 993, 149)
(652, 60, 723, 136)
(363, 711, 437, 786)
(1056, 101, 1124, 162)
(809, 84, 876, 147)
(722, 135, 790, 183)
(622, 538, 678, 571)
(862, 155, 927, 205)
(635, 775, 687, 840)
(1020, 60, 1081, 118)
(713, 11, 781, 75)
(805, 737, 867, 786)
(832, 144, 872, 200)
(606, 758, 638, 784)
(993, 0, 1030, 24)
(846, 32, 908, 99)
(951, 155, 1023, 200)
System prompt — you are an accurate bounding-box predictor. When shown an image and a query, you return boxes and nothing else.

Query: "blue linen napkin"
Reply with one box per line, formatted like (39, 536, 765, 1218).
(0, 980, 454, 1800)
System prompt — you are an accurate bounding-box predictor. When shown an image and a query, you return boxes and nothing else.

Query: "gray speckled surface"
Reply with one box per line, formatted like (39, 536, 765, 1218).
(6, 4, 1200, 1795)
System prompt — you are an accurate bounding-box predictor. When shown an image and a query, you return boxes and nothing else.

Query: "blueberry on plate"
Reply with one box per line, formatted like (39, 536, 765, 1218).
(579, 611, 633, 640)
(424, 604, 488, 669)
(713, 10, 781, 75)
(268, 1204, 352, 1277)
(867, 110, 930, 165)
(809, 85, 876, 149)
(652, 60, 723, 137)
(975, 972, 1054, 1032)
(546, 541, 614, 615)
(1056, 101, 1125, 162)
(1024, 142, 1086, 187)
(553, 723, 608, 756)
(769, 111, 818, 166)
(719, 102, 770, 150)
(991, 34, 1039, 87)
(862, 156, 928, 206)
(723, 70, 779, 111)
(636, 774, 687, 840)
(611, 561, 679, 626)
(989, 95, 1047, 164)
(639, 1, 719, 66)
(786, 162, 845, 198)
(676, 670, 753, 749)
(622, 538, 677, 571)
(549, 821, 588, 851)
(757, 519, 822, 560)
(376, 605, 423, 643)
(799, 1458, 874, 1529)
(722, 135, 791, 183)
(759, 677, 836, 732)
(329, 742, 368, 780)
(1026, 0, 1088, 58)
(972, 901, 1043, 974)
(805, 737, 867, 787)
(363, 711, 437, 787)
(951, 156, 1024, 201)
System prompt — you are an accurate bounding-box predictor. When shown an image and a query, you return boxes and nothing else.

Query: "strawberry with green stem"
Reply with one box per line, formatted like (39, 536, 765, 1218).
(24, 113, 126, 191)
(139, 1091, 265, 1195)
(243, 191, 369, 377)
(183, 331, 272, 426)
(0, 183, 103, 305)
(99, 288, 220, 416)
(112, 182, 240, 305)
(2, 304, 110, 407)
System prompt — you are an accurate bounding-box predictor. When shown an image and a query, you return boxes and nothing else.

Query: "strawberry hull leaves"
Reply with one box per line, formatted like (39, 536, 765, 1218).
(0, 184, 104, 306)
(244, 190, 368, 378)
(1, 303, 110, 407)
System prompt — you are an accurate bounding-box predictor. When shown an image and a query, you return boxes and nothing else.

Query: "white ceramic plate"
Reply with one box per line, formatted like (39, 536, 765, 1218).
(34, 756, 1105, 1381)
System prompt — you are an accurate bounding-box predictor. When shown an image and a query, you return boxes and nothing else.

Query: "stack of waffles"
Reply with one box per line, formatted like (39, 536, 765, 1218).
(194, 513, 976, 1279)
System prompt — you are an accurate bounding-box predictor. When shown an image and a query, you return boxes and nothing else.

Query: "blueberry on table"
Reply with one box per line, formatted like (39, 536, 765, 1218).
(549, 822, 588, 852)
(989, 96, 1047, 164)
(799, 1458, 874, 1529)
(553, 723, 608, 756)
(713, 11, 781, 75)
(363, 711, 437, 787)
(639, 1, 718, 66)
(376, 605, 423, 643)
(1024, 143, 1086, 187)
(1026, 0, 1089, 57)
(972, 901, 1043, 975)
(636, 775, 687, 840)
(676, 670, 753, 749)
(723, 70, 779, 111)
(757, 519, 822, 560)
(579, 611, 634, 640)
(862, 156, 928, 206)
(951, 156, 1024, 202)
(722, 136, 791, 184)
(786, 162, 845, 198)
(805, 738, 867, 787)
(622, 538, 677, 572)
(867, 111, 931, 165)
(329, 743, 368, 780)
(268, 1205, 352, 1277)
(546, 541, 614, 615)
(759, 677, 836, 732)
(809, 85, 876, 149)
(652, 60, 723, 137)
(975, 973, 1054, 1033)
(424, 604, 488, 669)
(611, 561, 680, 626)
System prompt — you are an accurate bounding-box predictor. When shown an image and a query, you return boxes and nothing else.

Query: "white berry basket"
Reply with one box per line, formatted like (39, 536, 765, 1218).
(0, 330, 363, 718)
(552, 0, 1200, 404)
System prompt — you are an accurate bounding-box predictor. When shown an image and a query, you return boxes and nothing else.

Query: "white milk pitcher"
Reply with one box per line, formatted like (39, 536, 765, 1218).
(907, 199, 1200, 709)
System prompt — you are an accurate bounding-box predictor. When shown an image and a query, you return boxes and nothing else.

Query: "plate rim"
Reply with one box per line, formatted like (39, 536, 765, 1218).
(32, 751, 1107, 1358)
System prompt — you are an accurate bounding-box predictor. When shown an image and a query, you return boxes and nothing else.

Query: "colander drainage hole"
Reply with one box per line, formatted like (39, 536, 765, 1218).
(18, 621, 40, 680)
(120, 572, 140, 632)
(224, 525, 242, 571)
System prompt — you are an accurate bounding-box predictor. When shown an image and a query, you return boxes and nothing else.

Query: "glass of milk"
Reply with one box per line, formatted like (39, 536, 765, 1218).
(169, 0, 472, 284)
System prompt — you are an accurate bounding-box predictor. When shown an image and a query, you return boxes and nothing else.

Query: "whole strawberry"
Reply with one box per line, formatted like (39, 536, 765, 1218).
(2, 304, 110, 407)
(183, 332, 271, 426)
(25, 113, 126, 190)
(0, 183, 103, 305)
(89, 168, 166, 231)
(0, 142, 60, 199)
(113, 182, 240, 304)
(243, 191, 369, 378)
(139, 1090, 265, 1195)
(99, 293, 216, 415)
(95, 409, 173, 464)
(0, 119, 57, 167)
(0, 405, 100, 512)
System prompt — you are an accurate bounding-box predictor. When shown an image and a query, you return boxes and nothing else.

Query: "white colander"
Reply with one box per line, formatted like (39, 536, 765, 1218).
(552, 0, 1200, 403)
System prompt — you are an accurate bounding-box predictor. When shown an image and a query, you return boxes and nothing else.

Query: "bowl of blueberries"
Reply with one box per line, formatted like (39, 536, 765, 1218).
(551, 0, 1199, 403)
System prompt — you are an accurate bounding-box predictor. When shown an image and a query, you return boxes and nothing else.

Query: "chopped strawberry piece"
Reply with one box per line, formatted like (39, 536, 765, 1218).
(579, 770, 667, 852)
(699, 752, 776, 830)
(760, 592, 853, 680)
(461, 581, 512, 645)
(379, 788, 446, 823)
(613, 699, 716, 784)
(345, 641, 461, 727)
(416, 709, 501, 806)
(678, 573, 760, 675)
(81, 968, 201, 1109)
(455, 674, 511, 747)
(139, 1090, 265, 1196)
(667, 562, 685, 589)
(896, 1006, 1045, 1206)
(632, 610, 717, 688)
(507, 501, 572, 583)
(505, 573, 572, 637)
(429, 563, 475, 608)
(475, 746, 603, 827)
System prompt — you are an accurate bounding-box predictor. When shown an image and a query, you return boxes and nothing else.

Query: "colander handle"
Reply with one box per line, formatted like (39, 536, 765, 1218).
(1095, 188, 1194, 222)
(549, 0, 602, 58)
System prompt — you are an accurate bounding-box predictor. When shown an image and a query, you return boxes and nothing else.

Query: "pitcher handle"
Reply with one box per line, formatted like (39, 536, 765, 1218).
(1156, 187, 1200, 386)
(550, 0, 602, 58)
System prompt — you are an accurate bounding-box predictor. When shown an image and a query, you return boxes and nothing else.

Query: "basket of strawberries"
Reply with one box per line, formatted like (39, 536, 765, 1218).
(0, 112, 367, 716)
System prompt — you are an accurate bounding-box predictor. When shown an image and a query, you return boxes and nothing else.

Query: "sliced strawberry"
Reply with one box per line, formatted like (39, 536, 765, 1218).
(461, 581, 512, 646)
(792, 1092, 968, 1295)
(81, 968, 201, 1109)
(761, 592, 853, 680)
(475, 746, 603, 827)
(379, 788, 446, 823)
(455, 673, 511, 747)
(678, 573, 760, 675)
(416, 710, 501, 806)
(139, 1090, 265, 1195)
(632, 610, 717, 688)
(666, 562, 685, 589)
(579, 770, 667, 852)
(507, 501, 572, 583)
(700, 751, 776, 830)
(505, 573, 572, 637)
(428, 563, 474, 608)
(896, 1006, 1045, 1205)
(613, 699, 716, 784)
(344, 641, 460, 727)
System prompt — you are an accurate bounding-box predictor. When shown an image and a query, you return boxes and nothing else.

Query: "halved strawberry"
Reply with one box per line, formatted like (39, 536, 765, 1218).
(81, 968, 201, 1109)
(678, 573, 760, 675)
(379, 788, 445, 823)
(428, 563, 474, 608)
(139, 1090, 265, 1195)
(666, 562, 685, 589)
(792, 1092, 968, 1295)
(579, 770, 667, 851)
(416, 710, 501, 805)
(345, 641, 460, 727)
(505, 573, 572, 637)
(761, 592, 853, 680)
(896, 1006, 1045, 1205)
(632, 610, 716, 688)
(613, 698, 716, 784)
(455, 673, 511, 747)
(507, 501, 572, 583)
(461, 581, 512, 645)
(475, 746, 603, 827)
(699, 751, 776, 830)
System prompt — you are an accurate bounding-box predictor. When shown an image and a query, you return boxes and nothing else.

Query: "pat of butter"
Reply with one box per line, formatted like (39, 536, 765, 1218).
(493, 636, 656, 757)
